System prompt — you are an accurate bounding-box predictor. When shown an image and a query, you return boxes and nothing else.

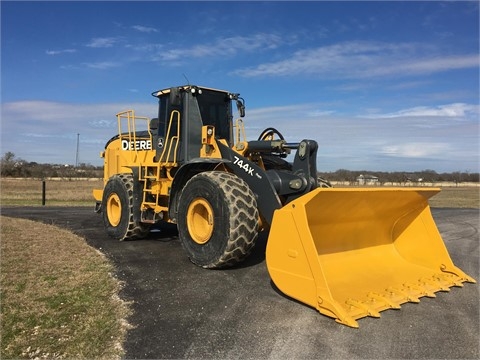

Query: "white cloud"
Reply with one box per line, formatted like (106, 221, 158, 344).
(46, 49, 77, 55)
(396, 55, 479, 74)
(381, 142, 451, 158)
(132, 25, 158, 33)
(86, 37, 120, 48)
(244, 100, 479, 171)
(232, 41, 479, 79)
(125, 43, 164, 52)
(59, 33, 285, 70)
(363, 103, 480, 119)
(2, 100, 155, 123)
(83, 61, 122, 70)
(89, 119, 116, 129)
(1, 100, 156, 165)
(151, 33, 284, 62)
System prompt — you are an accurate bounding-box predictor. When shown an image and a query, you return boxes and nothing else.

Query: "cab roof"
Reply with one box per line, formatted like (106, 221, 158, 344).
(152, 85, 230, 98)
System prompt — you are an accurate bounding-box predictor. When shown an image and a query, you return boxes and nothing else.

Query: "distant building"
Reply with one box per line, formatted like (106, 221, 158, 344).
(356, 174, 379, 185)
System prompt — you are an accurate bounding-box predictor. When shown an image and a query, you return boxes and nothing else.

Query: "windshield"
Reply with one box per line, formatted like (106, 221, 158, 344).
(197, 89, 232, 143)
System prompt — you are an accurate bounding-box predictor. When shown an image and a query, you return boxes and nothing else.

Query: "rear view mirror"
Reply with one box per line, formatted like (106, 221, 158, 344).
(236, 99, 245, 118)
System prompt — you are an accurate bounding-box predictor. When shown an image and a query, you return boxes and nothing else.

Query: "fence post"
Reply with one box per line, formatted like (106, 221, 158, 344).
(42, 179, 46, 206)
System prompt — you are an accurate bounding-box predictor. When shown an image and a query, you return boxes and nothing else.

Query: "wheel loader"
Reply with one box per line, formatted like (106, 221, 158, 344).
(93, 85, 475, 328)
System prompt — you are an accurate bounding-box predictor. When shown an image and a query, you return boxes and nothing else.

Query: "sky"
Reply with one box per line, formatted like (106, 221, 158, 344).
(1, 1, 479, 172)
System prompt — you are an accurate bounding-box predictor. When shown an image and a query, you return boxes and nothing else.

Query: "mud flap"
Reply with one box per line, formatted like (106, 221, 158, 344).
(265, 188, 476, 328)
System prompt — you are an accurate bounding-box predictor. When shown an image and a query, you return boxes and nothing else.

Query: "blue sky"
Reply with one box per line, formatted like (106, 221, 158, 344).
(1, 1, 479, 172)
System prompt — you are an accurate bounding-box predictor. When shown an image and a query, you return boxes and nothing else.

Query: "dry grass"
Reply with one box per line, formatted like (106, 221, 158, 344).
(0, 216, 131, 359)
(333, 183, 479, 209)
(0, 178, 103, 206)
(1, 178, 478, 208)
(428, 187, 479, 208)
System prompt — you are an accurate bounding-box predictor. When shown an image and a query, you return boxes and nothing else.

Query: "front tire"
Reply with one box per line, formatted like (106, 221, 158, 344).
(102, 174, 149, 240)
(177, 171, 259, 268)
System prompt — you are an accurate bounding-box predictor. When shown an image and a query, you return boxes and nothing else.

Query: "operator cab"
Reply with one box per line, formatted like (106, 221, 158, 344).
(151, 85, 244, 163)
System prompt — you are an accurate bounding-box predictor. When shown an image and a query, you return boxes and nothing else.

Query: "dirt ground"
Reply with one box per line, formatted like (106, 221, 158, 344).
(1, 206, 478, 359)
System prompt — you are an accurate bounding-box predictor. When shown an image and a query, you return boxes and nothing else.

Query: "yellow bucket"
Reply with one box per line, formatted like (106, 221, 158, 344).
(266, 187, 475, 328)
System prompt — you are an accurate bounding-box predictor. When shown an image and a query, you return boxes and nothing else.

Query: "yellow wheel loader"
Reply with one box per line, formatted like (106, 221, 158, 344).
(93, 85, 475, 328)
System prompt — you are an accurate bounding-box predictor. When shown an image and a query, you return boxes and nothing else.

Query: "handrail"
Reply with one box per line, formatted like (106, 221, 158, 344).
(116, 110, 151, 162)
(158, 110, 181, 164)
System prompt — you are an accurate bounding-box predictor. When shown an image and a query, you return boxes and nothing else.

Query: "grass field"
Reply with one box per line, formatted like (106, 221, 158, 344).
(0, 217, 131, 359)
(428, 187, 479, 208)
(1, 177, 478, 208)
(0, 178, 103, 206)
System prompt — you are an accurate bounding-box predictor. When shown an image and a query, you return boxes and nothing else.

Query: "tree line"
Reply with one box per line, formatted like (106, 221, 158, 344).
(0, 152, 102, 178)
(318, 168, 479, 185)
(1, 152, 478, 183)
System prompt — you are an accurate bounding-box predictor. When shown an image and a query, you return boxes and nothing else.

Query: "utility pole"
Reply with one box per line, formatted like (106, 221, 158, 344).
(75, 133, 80, 167)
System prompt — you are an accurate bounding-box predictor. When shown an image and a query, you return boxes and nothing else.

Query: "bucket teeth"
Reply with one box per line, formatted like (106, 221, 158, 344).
(337, 274, 471, 326)
(367, 292, 401, 309)
(346, 299, 381, 318)
(419, 277, 446, 292)
(432, 273, 461, 290)
(404, 282, 436, 298)
(387, 287, 421, 303)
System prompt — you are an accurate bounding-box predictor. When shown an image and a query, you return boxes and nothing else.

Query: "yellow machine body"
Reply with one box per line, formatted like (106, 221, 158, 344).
(266, 187, 476, 328)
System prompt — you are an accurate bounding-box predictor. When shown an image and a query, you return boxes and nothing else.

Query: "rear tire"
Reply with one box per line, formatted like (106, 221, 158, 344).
(102, 174, 150, 240)
(177, 171, 259, 268)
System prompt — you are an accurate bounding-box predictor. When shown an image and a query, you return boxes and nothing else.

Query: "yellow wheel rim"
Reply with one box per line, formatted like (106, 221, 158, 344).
(106, 193, 122, 226)
(187, 198, 214, 244)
